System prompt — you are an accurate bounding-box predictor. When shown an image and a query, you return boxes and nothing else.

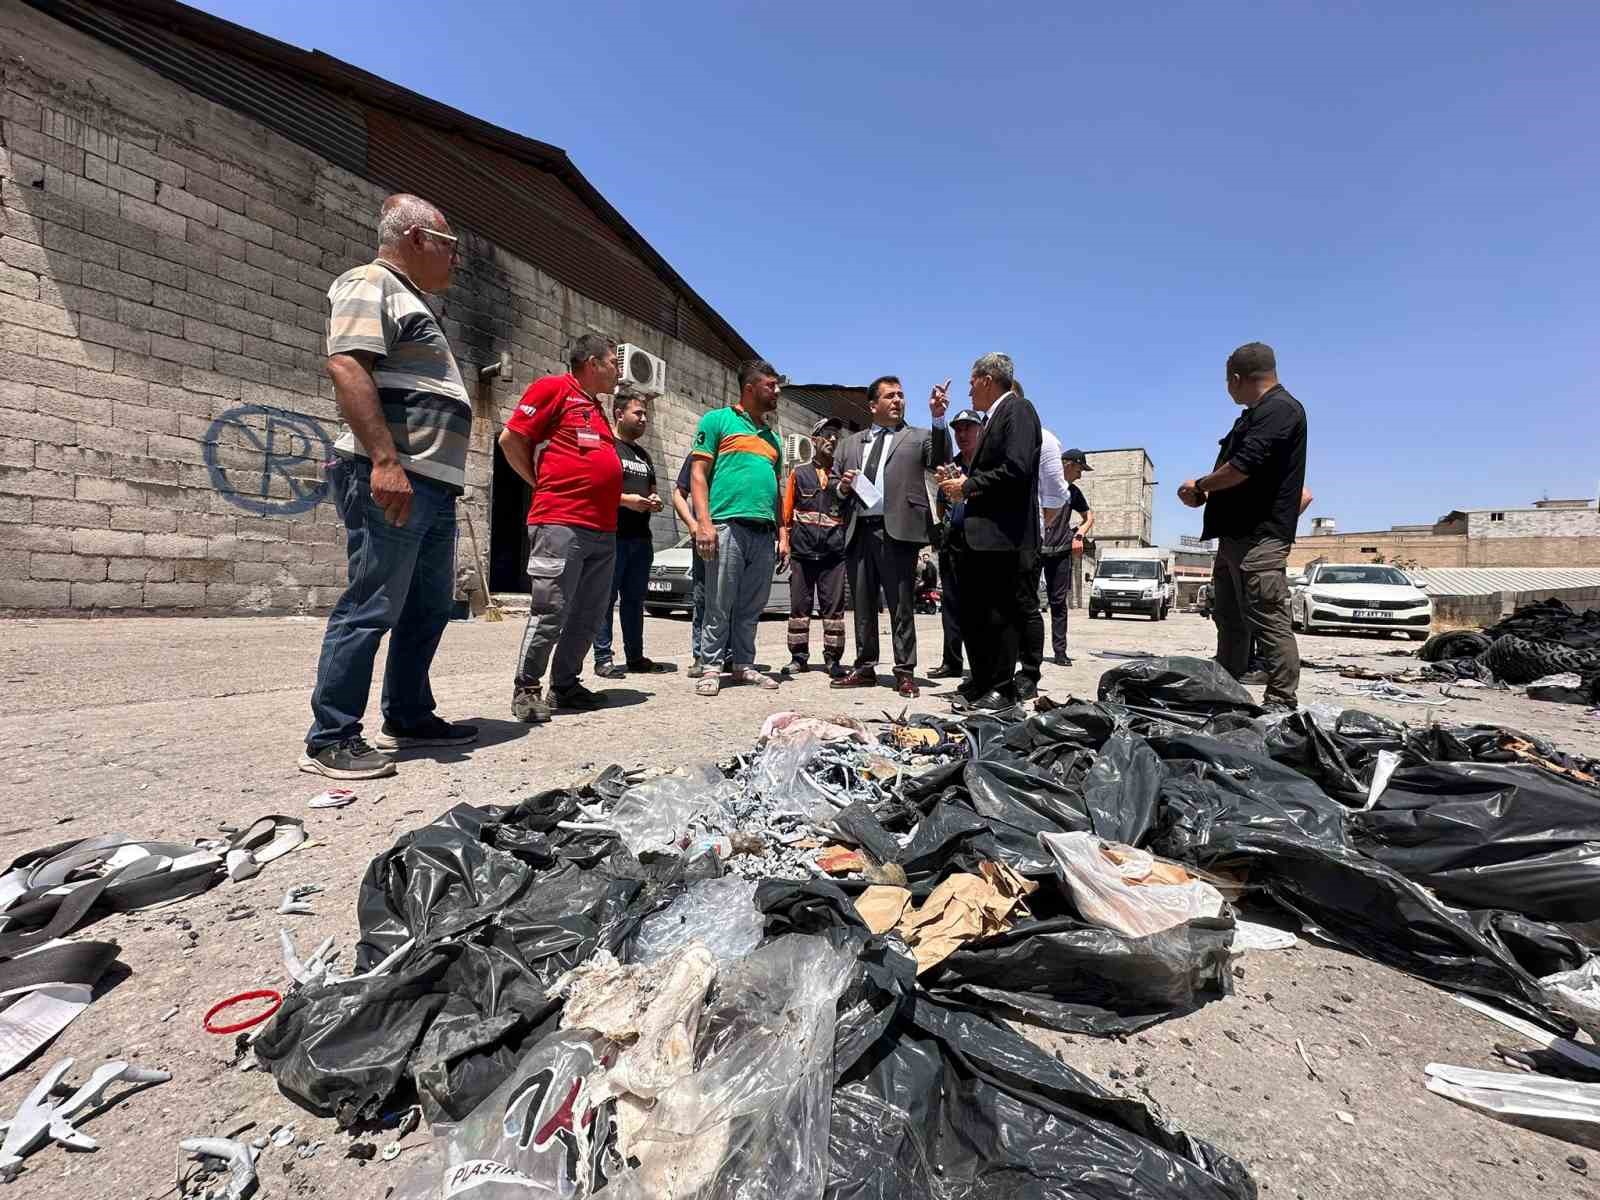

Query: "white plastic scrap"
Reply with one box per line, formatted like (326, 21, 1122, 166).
(1425, 1063, 1600, 1142)
(1362, 749, 1402, 810)
(1039, 831, 1224, 938)
(1543, 957, 1600, 1042)
(1453, 994, 1600, 1073)
(178, 1136, 258, 1200)
(0, 1057, 171, 1181)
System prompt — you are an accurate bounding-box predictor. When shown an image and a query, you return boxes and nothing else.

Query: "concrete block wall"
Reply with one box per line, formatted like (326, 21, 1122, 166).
(1082, 448, 1153, 547)
(0, 4, 766, 613)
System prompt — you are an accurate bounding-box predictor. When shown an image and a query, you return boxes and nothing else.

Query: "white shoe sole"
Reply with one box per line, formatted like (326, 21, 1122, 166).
(298, 753, 397, 779)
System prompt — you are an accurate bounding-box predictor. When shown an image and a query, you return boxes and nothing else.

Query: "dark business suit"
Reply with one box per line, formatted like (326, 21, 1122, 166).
(955, 393, 1042, 698)
(835, 421, 950, 675)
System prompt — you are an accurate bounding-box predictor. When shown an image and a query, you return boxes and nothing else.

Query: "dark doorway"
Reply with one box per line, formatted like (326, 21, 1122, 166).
(490, 441, 532, 593)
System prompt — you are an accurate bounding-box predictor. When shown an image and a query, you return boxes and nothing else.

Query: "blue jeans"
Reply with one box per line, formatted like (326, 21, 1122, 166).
(593, 536, 654, 665)
(307, 457, 456, 752)
(702, 520, 775, 669)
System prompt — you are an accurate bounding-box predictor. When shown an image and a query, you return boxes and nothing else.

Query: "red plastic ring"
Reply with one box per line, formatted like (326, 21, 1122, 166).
(202, 989, 283, 1035)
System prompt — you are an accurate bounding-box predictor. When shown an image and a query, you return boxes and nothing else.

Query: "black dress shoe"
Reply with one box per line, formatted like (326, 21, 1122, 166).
(928, 665, 963, 679)
(974, 688, 1020, 711)
(1051, 654, 1072, 667)
(1013, 677, 1039, 701)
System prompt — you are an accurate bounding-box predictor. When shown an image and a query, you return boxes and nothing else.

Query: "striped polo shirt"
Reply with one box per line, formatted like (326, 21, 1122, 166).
(325, 261, 472, 492)
(690, 404, 782, 524)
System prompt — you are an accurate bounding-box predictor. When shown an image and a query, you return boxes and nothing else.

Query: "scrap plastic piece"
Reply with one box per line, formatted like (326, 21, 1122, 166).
(308, 789, 357, 810)
(1425, 1063, 1600, 1148)
(278, 885, 321, 916)
(179, 1135, 259, 1200)
(1454, 994, 1600, 1073)
(1040, 831, 1225, 938)
(1544, 958, 1600, 1040)
(607, 766, 729, 856)
(0, 1057, 171, 1181)
(632, 876, 763, 966)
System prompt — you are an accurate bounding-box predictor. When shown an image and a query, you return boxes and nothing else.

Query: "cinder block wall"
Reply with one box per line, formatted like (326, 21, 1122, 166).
(0, 5, 802, 614)
(1082, 448, 1153, 547)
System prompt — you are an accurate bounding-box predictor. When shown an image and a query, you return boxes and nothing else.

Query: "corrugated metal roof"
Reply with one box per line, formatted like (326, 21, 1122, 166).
(30, 0, 758, 368)
(1413, 567, 1600, 596)
(780, 385, 872, 431)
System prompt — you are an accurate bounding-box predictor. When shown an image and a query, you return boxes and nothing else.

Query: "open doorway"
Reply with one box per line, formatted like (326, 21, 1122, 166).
(489, 441, 532, 593)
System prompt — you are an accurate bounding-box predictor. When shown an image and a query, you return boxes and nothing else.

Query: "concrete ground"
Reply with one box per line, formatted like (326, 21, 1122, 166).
(1, 607, 1597, 1199)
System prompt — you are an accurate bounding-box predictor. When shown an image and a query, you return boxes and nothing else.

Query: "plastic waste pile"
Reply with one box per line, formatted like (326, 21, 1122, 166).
(252, 657, 1600, 1196)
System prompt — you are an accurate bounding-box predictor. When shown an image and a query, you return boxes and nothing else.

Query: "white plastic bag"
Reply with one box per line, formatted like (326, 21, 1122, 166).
(1039, 831, 1224, 937)
(1543, 957, 1600, 1041)
(632, 876, 764, 966)
(607, 765, 729, 857)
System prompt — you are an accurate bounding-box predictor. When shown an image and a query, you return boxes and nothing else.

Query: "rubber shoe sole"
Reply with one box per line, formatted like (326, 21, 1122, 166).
(372, 727, 478, 750)
(297, 751, 396, 780)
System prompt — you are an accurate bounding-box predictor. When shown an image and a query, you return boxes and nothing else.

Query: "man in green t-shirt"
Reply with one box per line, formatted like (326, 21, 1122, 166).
(689, 360, 785, 696)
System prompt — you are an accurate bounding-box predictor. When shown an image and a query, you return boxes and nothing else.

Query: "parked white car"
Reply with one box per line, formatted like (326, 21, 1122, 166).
(1290, 563, 1432, 640)
(643, 534, 791, 616)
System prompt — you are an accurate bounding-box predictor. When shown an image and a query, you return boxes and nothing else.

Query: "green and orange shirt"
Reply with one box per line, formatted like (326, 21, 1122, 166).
(689, 405, 782, 524)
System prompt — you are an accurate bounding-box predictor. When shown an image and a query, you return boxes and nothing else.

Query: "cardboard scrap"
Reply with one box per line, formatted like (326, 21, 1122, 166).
(886, 861, 1038, 974)
(887, 724, 941, 750)
(817, 844, 867, 875)
(854, 885, 912, 935)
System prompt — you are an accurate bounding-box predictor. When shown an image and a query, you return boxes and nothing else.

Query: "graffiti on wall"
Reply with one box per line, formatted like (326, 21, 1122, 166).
(205, 405, 334, 515)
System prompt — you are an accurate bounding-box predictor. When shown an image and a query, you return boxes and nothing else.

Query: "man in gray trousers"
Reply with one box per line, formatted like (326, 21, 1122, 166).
(499, 334, 624, 721)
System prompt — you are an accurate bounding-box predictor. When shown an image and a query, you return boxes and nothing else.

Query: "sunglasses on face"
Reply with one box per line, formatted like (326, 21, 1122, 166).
(410, 225, 460, 262)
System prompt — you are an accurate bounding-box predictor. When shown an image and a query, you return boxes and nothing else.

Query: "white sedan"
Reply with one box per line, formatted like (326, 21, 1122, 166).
(1290, 563, 1433, 640)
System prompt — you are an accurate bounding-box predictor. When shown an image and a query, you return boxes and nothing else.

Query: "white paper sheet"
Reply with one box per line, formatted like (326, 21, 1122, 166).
(851, 471, 883, 510)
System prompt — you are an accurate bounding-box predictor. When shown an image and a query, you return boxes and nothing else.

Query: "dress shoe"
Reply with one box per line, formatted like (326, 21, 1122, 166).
(895, 676, 919, 699)
(830, 669, 877, 689)
(1051, 654, 1072, 667)
(1013, 677, 1039, 701)
(928, 664, 963, 679)
(974, 688, 1019, 711)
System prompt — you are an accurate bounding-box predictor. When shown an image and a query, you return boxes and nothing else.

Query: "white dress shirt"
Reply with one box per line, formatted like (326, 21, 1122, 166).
(859, 424, 896, 516)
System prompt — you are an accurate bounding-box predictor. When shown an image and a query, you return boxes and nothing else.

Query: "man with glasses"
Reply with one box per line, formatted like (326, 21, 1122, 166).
(302, 194, 477, 779)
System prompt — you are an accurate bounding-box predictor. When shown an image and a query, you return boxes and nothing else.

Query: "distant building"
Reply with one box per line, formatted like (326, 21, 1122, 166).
(1081, 448, 1154, 549)
(1291, 500, 1600, 570)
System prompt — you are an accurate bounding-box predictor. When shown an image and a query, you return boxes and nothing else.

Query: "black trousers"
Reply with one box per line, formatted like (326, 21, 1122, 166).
(957, 547, 1032, 698)
(1017, 559, 1045, 684)
(787, 554, 847, 666)
(937, 543, 963, 670)
(1042, 552, 1073, 657)
(847, 521, 920, 675)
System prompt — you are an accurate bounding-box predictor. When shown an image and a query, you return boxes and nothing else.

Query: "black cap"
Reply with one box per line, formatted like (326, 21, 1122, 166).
(950, 409, 983, 426)
(810, 418, 842, 437)
(1062, 448, 1093, 470)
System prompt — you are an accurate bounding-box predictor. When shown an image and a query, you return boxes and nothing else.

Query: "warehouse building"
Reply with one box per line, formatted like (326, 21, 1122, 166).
(1290, 498, 1600, 571)
(0, 0, 826, 613)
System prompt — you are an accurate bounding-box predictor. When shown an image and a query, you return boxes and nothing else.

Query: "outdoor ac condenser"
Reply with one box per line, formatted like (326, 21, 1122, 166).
(616, 343, 667, 395)
(784, 432, 814, 466)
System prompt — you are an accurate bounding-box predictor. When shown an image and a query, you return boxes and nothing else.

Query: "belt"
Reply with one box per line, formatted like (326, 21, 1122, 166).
(727, 518, 774, 530)
(858, 514, 885, 526)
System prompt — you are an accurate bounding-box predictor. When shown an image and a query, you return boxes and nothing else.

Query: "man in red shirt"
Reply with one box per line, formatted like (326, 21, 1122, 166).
(499, 334, 623, 721)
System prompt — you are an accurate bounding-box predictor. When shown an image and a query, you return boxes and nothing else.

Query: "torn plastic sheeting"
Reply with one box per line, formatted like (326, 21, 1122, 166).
(1424, 1063, 1600, 1151)
(1349, 758, 1600, 920)
(255, 791, 669, 1127)
(630, 875, 764, 966)
(0, 939, 120, 1079)
(1040, 832, 1225, 938)
(1079, 730, 1166, 844)
(1544, 957, 1600, 1041)
(607, 765, 730, 857)
(828, 958, 1256, 1200)
(388, 935, 855, 1200)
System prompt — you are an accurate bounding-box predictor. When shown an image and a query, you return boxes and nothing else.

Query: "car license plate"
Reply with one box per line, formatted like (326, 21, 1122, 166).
(1353, 609, 1387, 619)
(648, 581, 672, 593)
(1111, 600, 1134, 608)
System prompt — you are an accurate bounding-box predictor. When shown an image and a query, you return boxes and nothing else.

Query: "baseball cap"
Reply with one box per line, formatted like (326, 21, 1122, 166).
(950, 409, 983, 426)
(1062, 448, 1093, 470)
(810, 418, 842, 437)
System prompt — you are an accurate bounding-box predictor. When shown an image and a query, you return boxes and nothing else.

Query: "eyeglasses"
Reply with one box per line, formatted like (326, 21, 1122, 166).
(410, 226, 460, 262)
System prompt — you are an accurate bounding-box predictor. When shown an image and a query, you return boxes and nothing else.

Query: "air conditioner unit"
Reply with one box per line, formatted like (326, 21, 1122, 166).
(616, 343, 666, 395)
(784, 433, 814, 466)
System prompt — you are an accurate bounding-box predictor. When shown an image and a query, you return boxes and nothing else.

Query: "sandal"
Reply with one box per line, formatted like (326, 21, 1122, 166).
(731, 667, 779, 690)
(695, 675, 721, 696)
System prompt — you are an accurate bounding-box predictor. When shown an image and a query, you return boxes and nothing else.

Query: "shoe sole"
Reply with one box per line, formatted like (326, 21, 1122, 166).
(371, 731, 480, 750)
(297, 753, 397, 780)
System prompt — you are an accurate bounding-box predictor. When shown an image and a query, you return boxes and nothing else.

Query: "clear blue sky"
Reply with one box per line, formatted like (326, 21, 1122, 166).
(195, 0, 1598, 544)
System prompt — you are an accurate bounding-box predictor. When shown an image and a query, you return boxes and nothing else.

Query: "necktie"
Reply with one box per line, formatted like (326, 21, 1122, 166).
(864, 428, 888, 483)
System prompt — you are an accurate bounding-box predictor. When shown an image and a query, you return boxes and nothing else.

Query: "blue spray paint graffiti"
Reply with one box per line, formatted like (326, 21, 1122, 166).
(204, 405, 333, 515)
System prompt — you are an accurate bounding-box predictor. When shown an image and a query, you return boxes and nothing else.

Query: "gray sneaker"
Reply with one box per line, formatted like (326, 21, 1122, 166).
(512, 681, 551, 724)
(298, 737, 396, 780)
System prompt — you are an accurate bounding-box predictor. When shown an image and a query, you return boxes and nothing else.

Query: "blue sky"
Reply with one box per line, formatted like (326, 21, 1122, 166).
(195, 1, 1598, 544)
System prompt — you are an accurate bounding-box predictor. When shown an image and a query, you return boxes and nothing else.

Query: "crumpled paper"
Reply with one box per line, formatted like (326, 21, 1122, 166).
(855, 861, 1036, 973)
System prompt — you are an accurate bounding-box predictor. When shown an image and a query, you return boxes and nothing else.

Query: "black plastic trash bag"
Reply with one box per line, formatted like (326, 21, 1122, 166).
(828, 942, 1257, 1200)
(1098, 656, 1262, 722)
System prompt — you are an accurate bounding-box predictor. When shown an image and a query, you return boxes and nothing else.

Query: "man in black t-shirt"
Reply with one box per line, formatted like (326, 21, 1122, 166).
(1040, 450, 1096, 665)
(1179, 342, 1308, 710)
(594, 390, 666, 677)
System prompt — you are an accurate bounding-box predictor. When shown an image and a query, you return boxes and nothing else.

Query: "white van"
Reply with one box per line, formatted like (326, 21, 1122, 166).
(1088, 552, 1174, 621)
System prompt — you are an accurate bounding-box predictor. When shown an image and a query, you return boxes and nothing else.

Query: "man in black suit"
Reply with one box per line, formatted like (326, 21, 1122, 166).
(831, 375, 951, 699)
(936, 352, 1041, 708)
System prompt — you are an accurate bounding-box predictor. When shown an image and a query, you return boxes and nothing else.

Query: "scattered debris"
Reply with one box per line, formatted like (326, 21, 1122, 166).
(278, 884, 322, 916)
(159, 1005, 179, 1023)
(1334, 1110, 1356, 1125)
(202, 989, 283, 1035)
(345, 1141, 377, 1161)
(178, 1135, 258, 1200)
(308, 788, 358, 810)
(1425, 1063, 1600, 1148)
(1296, 1039, 1322, 1081)
(1039, 832, 1223, 937)
(0, 1057, 170, 1181)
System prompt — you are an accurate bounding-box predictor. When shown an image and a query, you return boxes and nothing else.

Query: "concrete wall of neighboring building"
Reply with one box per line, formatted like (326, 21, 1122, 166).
(1433, 585, 1600, 629)
(0, 5, 803, 613)
(1290, 531, 1470, 569)
(1081, 448, 1153, 548)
